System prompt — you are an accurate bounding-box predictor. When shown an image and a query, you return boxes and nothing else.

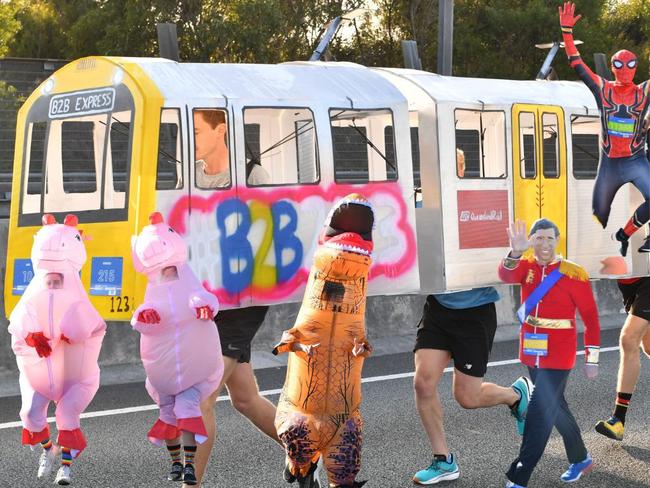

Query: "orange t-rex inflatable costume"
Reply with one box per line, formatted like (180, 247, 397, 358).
(273, 194, 374, 488)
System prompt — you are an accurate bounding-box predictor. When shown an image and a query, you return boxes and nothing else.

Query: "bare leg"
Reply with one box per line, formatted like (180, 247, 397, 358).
(617, 314, 650, 393)
(641, 328, 650, 359)
(226, 361, 281, 444)
(189, 357, 238, 486)
(413, 349, 452, 456)
(452, 369, 519, 409)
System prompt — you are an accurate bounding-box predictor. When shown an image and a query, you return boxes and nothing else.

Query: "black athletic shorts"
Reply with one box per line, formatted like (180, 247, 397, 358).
(216, 306, 269, 363)
(618, 277, 650, 321)
(414, 295, 497, 378)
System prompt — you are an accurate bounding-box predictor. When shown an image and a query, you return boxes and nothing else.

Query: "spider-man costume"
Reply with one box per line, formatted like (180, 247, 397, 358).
(560, 2, 650, 256)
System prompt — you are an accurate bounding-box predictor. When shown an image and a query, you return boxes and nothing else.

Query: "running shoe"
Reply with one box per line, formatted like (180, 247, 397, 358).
(182, 464, 197, 485)
(413, 454, 459, 485)
(54, 465, 71, 485)
(505, 481, 526, 488)
(560, 454, 593, 483)
(613, 228, 629, 257)
(595, 416, 624, 441)
(37, 447, 57, 479)
(638, 235, 650, 253)
(167, 461, 183, 481)
(510, 376, 534, 435)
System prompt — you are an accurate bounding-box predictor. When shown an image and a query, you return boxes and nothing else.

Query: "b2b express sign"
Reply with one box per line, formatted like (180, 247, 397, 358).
(49, 88, 115, 119)
(457, 190, 509, 249)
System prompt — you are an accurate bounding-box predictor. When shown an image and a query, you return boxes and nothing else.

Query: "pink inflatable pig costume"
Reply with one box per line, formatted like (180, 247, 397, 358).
(131, 212, 223, 445)
(8, 214, 106, 456)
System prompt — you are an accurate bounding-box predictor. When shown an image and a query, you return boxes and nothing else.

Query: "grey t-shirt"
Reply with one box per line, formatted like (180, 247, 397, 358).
(195, 161, 270, 188)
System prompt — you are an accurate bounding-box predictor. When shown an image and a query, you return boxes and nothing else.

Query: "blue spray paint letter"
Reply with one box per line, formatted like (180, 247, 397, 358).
(272, 201, 303, 284)
(217, 199, 253, 293)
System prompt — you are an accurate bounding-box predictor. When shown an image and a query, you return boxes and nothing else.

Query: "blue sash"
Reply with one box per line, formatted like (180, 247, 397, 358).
(516, 268, 563, 325)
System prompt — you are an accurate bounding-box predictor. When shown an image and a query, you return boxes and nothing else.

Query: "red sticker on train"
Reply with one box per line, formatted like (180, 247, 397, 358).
(457, 190, 509, 249)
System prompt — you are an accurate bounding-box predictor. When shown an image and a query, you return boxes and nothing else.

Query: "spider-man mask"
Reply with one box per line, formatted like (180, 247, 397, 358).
(611, 50, 637, 84)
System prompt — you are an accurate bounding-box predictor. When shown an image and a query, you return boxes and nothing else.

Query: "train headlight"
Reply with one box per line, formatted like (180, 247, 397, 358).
(112, 68, 124, 85)
(41, 77, 55, 95)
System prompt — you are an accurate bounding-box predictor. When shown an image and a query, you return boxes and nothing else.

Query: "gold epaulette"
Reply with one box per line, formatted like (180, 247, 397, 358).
(559, 259, 589, 282)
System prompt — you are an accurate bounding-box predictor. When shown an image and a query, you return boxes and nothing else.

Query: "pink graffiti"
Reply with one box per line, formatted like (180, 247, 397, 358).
(167, 183, 417, 304)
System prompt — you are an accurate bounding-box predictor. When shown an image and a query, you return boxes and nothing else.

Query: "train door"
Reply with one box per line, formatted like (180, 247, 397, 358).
(512, 104, 567, 256)
(183, 102, 241, 306)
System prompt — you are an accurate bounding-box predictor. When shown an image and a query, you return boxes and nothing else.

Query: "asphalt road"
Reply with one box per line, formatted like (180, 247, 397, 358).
(0, 327, 648, 488)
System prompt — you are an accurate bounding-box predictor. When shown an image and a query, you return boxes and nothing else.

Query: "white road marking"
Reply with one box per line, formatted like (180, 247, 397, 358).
(0, 346, 620, 430)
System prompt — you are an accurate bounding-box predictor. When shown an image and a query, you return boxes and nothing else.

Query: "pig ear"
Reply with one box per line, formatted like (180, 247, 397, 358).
(64, 214, 78, 227)
(149, 212, 164, 225)
(42, 214, 56, 226)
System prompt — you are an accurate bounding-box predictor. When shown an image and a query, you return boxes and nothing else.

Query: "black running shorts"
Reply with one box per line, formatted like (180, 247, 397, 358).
(414, 296, 497, 378)
(216, 306, 269, 363)
(618, 277, 650, 321)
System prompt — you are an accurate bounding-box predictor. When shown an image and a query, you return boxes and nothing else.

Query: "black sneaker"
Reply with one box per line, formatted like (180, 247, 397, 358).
(283, 460, 297, 483)
(167, 462, 183, 482)
(639, 235, 650, 253)
(182, 464, 197, 485)
(297, 461, 320, 488)
(614, 228, 629, 256)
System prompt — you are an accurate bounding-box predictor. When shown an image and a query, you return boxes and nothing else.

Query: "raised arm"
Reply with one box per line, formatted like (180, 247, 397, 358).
(559, 2, 603, 89)
(498, 220, 530, 284)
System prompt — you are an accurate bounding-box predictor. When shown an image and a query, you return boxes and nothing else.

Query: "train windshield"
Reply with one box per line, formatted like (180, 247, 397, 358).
(19, 85, 135, 226)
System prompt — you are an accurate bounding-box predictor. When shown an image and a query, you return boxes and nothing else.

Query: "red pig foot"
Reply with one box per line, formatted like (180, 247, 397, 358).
(195, 306, 213, 320)
(137, 309, 161, 324)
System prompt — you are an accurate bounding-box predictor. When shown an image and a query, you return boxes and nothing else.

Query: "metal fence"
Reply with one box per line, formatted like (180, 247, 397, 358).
(0, 57, 67, 217)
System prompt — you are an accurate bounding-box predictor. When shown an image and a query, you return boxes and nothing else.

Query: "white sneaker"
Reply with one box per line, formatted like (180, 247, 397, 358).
(37, 448, 57, 479)
(54, 465, 71, 485)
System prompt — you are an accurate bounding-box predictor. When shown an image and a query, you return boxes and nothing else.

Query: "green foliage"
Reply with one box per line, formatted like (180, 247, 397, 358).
(0, 0, 648, 82)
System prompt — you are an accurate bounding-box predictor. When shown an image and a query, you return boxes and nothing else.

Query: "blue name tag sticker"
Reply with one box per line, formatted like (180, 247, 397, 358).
(12, 259, 34, 295)
(90, 257, 123, 296)
(523, 332, 549, 357)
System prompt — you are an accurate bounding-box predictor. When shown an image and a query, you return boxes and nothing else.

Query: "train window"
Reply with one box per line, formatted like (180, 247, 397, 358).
(243, 108, 318, 186)
(193, 108, 232, 189)
(331, 108, 397, 183)
(61, 121, 97, 193)
(542, 113, 560, 178)
(518, 112, 536, 179)
(157, 108, 183, 190)
(104, 110, 133, 209)
(454, 109, 506, 178)
(571, 115, 600, 179)
(19, 85, 135, 225)
(26, 122, 47, 196)
(385, 126, 420, 187)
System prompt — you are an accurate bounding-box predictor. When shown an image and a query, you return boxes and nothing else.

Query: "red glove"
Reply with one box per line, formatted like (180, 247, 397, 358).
(25, 332, 52, 358)
(137, 309, 161, 324)
(60, 334, 71, 344)
(559, 1, 581, 28)
(195, 305, 213, 320)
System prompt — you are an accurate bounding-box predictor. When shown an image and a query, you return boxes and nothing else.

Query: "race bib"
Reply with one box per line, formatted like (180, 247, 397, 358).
(523, 332, 549, 357)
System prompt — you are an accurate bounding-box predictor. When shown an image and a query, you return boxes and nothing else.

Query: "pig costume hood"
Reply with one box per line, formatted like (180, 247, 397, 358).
(131, 212, 223, 445)
(8, 214, 106, 455)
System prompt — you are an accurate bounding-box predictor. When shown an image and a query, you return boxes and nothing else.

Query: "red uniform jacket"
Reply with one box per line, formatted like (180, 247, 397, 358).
(498, 256, 601, 370)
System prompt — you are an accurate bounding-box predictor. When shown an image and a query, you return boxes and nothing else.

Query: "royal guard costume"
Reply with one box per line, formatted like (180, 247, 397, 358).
(560, 1, 650, 255)
(273, 194, 374, 488)
(499, 247, 601, 487)
(9, 214, 106, 457)
(131, 212, 223, 446)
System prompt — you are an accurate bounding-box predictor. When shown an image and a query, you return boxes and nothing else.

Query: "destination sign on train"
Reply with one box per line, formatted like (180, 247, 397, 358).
(48, 87, 115, 119)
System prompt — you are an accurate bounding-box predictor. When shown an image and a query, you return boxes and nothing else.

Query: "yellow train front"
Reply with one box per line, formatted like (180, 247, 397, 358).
(4, 57, 421, 320)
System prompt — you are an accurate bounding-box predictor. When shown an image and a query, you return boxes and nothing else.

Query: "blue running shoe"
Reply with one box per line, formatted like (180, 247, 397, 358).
(413, 454, 460, 485)
(510, 376, 534, 435)
(560, 454, 593, 483)
(505, 480, 526, 488)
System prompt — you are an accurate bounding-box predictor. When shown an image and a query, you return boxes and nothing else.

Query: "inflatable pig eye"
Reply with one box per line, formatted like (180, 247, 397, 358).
(168, 227, 175, 233)
(75, 234, 81, 241)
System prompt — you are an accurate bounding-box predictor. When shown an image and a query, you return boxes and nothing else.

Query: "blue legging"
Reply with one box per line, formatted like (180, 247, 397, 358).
(592, 152, 650, 229)
(506, 367, 588, 487)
